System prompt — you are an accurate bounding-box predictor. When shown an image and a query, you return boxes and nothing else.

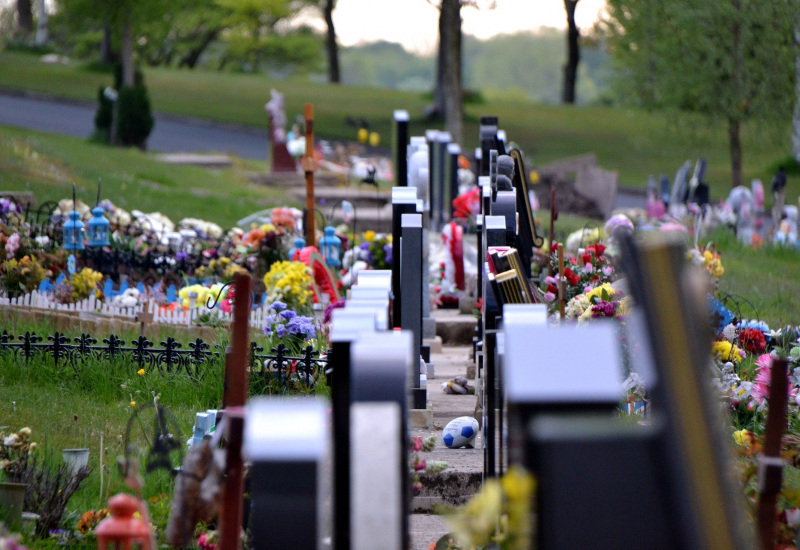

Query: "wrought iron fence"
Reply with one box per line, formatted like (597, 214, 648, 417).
(0, 331, 329, 387)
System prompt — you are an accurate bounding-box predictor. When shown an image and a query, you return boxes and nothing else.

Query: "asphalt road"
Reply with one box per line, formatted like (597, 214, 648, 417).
(0, 90, 645, 210)
(0, 92, 269, 159)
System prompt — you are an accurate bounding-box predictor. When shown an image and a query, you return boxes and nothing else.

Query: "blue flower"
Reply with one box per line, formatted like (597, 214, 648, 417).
(280, 309, 297, 321)
(275, 324, 286, 338)
(270, 300, 287, 311)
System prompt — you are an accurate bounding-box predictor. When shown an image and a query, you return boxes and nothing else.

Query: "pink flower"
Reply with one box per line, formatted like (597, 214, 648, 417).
(543, 292, 556, 303)
(583, 263, 593, 274)
(755, 354, 772, 370)
(544, 276, 558, 286)
(414, 459, 427, 471)
(602, 266, 613, 277)
(584, 285, 593, 294)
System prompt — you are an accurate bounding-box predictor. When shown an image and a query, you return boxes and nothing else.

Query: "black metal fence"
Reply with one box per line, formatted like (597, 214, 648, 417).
(0, 331, 329, 387)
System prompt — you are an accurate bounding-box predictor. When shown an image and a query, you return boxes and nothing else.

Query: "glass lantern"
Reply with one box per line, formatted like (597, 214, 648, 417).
(88, 206, 111, 247)
(320, 226, 341, 268)
(62, 210, 85, 251)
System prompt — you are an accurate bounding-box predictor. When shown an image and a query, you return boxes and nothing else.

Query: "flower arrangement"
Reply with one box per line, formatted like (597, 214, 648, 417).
(436, 466, 534, 550)
(0, 427, 37, 483)
(543, 241, 620, 319)
(263, 261, 313, 314)
(686, 245, 724, 279)
(194, 256, 247, 281)
(262, 301, 318, 353)
(0, 255, 46, 298)
(0, 528, 27, 550)
(77, 508, 110, 535)
(409, 436, 447, 495)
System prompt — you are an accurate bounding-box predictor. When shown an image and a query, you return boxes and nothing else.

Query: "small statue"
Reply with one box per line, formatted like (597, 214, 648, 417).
(264, 89, 287, 144)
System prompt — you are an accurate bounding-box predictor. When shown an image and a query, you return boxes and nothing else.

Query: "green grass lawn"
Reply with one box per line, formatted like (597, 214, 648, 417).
(0, 124, 293, 228)
(1, 50, 798, 200)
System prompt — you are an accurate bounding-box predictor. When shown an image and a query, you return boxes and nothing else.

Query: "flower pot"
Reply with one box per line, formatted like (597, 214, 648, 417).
(62, 448, 90, 475)
(0, 481, 26, 528)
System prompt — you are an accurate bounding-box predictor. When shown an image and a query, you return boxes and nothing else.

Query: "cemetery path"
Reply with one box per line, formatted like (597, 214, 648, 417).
(0, 90, 268, 159)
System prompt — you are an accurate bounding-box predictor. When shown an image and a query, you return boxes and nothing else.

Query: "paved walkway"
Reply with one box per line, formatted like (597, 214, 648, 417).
(410, 343, 481, 550)
(0, 91, 269, 159)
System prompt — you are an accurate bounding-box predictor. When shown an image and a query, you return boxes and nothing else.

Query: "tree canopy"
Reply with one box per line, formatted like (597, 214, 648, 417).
(604, 0, 797, 187)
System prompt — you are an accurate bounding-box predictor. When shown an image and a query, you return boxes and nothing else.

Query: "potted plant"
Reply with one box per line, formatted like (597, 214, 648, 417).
(0, 427, 36, 528)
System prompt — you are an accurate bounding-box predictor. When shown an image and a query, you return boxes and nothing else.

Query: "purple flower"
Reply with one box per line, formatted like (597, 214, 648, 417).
(270, 300, 287, 311)
(286, 315, 317, 339)
(384, 244, 393, 265)
(280, 309, 297, 321)
(275, 324, 286, 338)
(323, 300, 346, 324)
(176, 252, 188, 261)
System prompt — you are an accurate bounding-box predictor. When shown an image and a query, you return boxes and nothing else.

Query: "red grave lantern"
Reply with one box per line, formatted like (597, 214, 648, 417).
(95, 493, 152, 550)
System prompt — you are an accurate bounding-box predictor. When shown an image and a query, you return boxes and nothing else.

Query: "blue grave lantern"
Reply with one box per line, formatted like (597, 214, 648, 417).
(320, 225, 341, 268)
(88, 206, 110, 247)
(63, 211, 85, 251)
(62, 183, 85, 251)
(288, 236, 305, 260)
(88, 178, 110, 247)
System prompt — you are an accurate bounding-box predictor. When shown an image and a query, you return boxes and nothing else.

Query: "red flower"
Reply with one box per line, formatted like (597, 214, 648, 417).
(738, 328, 766, 355)
(563, 268, 580, 286)
(550, 242, 560, 252)
(546, 284, 558, 295)
(594, 243, 606, 256)
(581, 253, 592, 265)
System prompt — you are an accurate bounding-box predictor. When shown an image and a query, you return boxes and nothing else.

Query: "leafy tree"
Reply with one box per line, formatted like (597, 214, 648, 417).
(57, 0, 172, 85)
(217, 0, 318, 72)
(136, 0, 230, 68)
(605, 0, 797, 188)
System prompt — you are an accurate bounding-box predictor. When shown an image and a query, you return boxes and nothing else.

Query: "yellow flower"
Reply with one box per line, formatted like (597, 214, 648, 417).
(733, 429, 749, 446)
(364, 230, 376, 242)
(130, 401, 136, 408)
(712, 341, 741, 364)
(586, 283, 615, 303)
(137, 368, 145, 376)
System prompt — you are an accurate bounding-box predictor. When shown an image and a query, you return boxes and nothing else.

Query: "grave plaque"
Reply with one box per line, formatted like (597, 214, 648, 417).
(392, 110, 410, 188)
(401, 213, 425, 409)
(350, 331, 412, 550)
(246, 398, 329, 550)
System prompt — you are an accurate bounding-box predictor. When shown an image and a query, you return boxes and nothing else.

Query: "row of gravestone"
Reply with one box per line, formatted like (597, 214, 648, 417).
(233, 112, 453, 550)
(472, 117, 752, 549)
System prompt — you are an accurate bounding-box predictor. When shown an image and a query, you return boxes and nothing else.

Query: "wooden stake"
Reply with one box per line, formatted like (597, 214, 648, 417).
(218, 273, 252, 550)
(757, 357, 789, 550)
(557, 243, 566, 319)
(302, 104, 317, 247)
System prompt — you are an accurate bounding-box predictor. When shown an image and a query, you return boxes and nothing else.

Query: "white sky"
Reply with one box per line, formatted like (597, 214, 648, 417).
(332, 0, 608, 55)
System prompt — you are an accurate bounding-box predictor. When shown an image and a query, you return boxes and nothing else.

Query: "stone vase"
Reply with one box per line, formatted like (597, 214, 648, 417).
(0, 481, 26, 528)
(62, 448, 90, 475)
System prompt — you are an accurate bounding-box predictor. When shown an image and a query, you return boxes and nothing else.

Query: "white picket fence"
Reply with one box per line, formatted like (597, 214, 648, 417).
(0, 290, 273, 330)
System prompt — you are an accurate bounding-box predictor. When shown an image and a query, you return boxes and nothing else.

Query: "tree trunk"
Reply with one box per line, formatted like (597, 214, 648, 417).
(34, 0, 47, 45)
(432, 4, 447, 120)
(16, 0, 33, 37)
(100, 25, 115, 64)
(178, 29, 219, 69)
(324, 0, 340, 83)
(728, 117, 743, 188)
(562, 0, 580, 104)
(793, 26, 800, 163)
(436, 0, 463, 144)
(121, 21, 134, 86)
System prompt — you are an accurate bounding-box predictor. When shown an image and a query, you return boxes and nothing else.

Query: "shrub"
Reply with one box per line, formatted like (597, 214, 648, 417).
(93, 86, 113, 143)
(116, 84, 154, 149)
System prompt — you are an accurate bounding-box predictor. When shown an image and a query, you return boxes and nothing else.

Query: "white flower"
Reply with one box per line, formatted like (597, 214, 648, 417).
(722, 324, 737, 342)
(18, 427, 31, 437)
(3, 434, 19, 447)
